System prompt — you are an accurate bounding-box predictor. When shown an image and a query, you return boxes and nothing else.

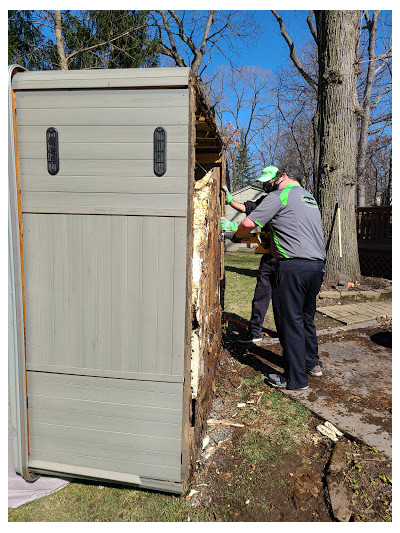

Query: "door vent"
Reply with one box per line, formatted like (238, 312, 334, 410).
(46, 127, 59, 175)
(153, 127, 167, 176)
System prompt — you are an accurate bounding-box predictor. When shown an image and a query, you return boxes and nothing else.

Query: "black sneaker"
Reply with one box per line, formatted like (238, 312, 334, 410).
(237, 331, 263, 344)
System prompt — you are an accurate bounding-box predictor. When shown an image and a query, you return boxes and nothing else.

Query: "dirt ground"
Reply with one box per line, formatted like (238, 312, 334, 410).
(187, 321, 392, 522)
(321, 275, 392, 292)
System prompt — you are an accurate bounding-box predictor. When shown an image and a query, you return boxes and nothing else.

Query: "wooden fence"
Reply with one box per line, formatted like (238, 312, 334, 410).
(356, 207, 392, 279)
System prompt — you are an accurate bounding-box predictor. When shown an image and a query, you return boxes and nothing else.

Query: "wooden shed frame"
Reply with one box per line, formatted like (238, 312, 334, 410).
(8, 65, 225, 494)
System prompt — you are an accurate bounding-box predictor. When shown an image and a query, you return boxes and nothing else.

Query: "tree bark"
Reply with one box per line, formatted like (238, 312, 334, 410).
(54, 10, 68, 70)
(314, 10, 361, 281)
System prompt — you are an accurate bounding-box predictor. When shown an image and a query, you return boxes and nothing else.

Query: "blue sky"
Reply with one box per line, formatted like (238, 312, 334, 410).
(203, 9, 392, 76)
(207, 10, 314, 74)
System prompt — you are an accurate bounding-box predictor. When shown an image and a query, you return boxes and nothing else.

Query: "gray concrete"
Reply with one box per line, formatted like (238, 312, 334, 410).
(282, 335, 392, 458)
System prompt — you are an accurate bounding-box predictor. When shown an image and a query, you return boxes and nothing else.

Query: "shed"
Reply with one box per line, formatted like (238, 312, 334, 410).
(224, 185, 264, 251)
(8, 65, 225, 494)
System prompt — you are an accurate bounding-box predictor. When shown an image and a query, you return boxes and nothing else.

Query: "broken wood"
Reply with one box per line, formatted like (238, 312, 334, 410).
(207, 418, 245, 428)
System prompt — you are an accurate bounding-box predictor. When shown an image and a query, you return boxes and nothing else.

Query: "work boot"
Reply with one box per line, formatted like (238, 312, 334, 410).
(237, 331, 262, 344)
(307, 363, 323, 376)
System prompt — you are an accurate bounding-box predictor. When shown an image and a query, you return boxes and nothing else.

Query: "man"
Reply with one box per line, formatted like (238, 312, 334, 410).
(233, 167, 326, 391)
(221, 167, 280, 344)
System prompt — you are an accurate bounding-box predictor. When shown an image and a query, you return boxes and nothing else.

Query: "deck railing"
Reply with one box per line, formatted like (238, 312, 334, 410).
(356, 207, 392, 244)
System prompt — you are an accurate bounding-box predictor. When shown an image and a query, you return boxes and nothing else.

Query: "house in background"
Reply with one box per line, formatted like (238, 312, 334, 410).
(224, 184, 264, 251)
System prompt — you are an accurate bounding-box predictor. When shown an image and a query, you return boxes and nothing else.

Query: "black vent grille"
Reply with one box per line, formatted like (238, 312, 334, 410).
(153, 127, 167, 177)
(46, 127, 59, 175)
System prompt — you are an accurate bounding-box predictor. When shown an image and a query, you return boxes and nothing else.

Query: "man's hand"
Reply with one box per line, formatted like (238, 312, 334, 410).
(222, 185, 233, 205)
(221, 217, 238, 232)
(223, 231, 241, 243)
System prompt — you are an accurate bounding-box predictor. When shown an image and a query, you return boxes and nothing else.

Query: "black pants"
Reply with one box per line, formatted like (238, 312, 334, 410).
(274, 259, 325, 389)
(249, 254, 279, 337)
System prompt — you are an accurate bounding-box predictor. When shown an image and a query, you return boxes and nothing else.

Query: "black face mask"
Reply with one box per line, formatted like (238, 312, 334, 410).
(263, 182, 274, 194)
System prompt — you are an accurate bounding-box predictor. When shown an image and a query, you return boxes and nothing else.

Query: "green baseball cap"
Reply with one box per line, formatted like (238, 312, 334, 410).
(257, 165, 279, 182)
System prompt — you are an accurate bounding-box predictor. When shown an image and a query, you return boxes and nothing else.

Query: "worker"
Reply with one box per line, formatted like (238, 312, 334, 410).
(232, 167, 326, 391)
(221, 167, 280, 344)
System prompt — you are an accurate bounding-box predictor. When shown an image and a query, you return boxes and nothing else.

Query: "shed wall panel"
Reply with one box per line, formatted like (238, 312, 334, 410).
(21, 176, 187, 195)
(17, 107, 188, 127)
(17, 125, 189, 144)
(16, 89, 189, 109)
(20, 159, 187, 178)
(12, 67, 190, 90)
(21, 192, 187, 217)
(27, 371, 183, 481)
(23, 213, 186, 377)
(19, 142, 187, 161)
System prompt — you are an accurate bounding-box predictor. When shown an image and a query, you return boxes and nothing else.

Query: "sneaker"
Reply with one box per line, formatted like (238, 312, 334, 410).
(267, 373, 288, 388)
(268, 373, 309, 390)
(236, 331, 263, 344)
(307, 363, 322, 376)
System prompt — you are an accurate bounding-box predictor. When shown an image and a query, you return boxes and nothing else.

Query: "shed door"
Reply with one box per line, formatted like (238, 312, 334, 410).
(14, 87, 189, 485)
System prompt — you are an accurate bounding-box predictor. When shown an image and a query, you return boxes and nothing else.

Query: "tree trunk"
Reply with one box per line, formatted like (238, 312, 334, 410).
(314, 10, 361, 282)
(54, 10, 69, 70)
(356, 11, 380, 208)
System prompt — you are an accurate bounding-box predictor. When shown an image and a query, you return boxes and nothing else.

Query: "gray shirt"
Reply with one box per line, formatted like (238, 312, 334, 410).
(247, 183, 326, 261)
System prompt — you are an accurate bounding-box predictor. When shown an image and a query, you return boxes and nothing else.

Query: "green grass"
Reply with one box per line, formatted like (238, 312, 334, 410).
(224, 252, 274, 326)
(8, 482, 214, 522)
(237, 389, 311, 465)
(224, 252, 341, 330)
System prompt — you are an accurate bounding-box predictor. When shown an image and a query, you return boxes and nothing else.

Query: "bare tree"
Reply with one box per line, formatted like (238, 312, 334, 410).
(208, 65, 274, 190)
(151, 10, 259, 110)
(313, 10, 361, 281)
(271, 9, 391, 281)
(151, 10, 258, 77)
(274, 75, 314, 190)
(356, 10, 392, 205)
(272, 10, 361, 280)
(364, 135, 392, 206)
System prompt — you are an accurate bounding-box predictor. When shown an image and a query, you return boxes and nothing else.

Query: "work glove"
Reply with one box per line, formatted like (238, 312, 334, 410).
(221, 217, 238, 232)
(223, 231, 241, 243)
(222, 185, 233, 205)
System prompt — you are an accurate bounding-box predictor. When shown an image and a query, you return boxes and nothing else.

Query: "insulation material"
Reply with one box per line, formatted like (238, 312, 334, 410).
(189, 168, 223, 467)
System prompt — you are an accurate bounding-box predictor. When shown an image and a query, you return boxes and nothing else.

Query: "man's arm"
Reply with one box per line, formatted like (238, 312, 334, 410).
(229, 199, 246, 213)
(235, 217, 256, 239)
(222, 185, 246, 213)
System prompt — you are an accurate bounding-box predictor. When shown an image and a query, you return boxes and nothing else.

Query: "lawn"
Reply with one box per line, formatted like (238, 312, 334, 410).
(223, 251, 341, 332)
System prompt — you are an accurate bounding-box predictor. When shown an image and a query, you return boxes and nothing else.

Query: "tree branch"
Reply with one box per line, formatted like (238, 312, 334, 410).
(155, 10, 188, 68)
(66, 25, 145, 61)
(271, 10, 318, 93)
(306, 11, 318, 44)
(370, 86, 391, 110)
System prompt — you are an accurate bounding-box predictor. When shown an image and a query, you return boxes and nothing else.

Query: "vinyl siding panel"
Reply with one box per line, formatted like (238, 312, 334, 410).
(23, 214, 186, 377)
(12, 67, 190, 90)
(16, 88, 189, 214)
(27, 372, 182, 482)
(17, 125, 189, 144)
(16, 89, 188, 109)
